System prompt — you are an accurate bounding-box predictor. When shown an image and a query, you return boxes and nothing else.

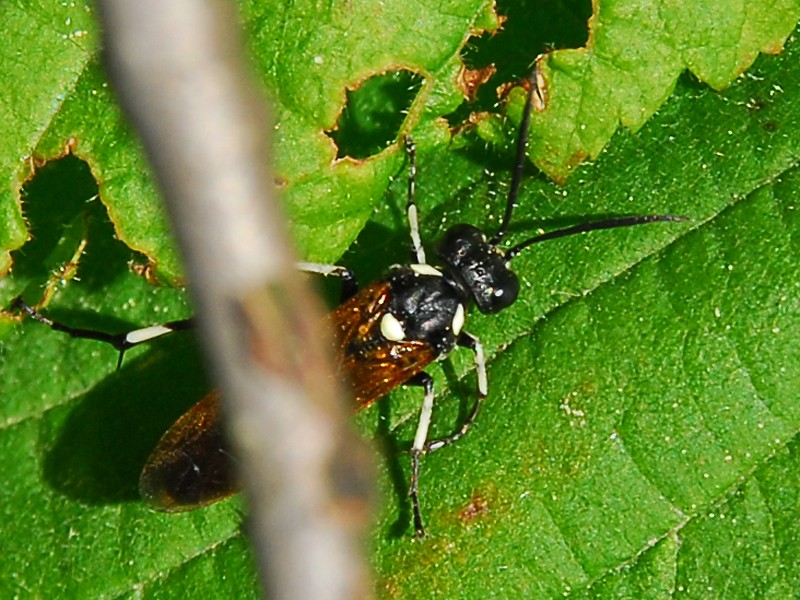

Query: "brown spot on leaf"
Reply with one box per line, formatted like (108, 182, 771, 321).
(458, 493, 488, 523)
(496, 79, 522, 102)
(130, 260, 165, 285)
(457, 64, 497, 102)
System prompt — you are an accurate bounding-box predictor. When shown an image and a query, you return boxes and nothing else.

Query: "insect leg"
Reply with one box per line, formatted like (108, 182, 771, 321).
(425, 331, 487, 454)
(12, 296, 193, 369)
(295, 261, 359, 302)
(406, 370, 435, 538)
(406, 332, 487, 536)
(403, 136, 427, 265)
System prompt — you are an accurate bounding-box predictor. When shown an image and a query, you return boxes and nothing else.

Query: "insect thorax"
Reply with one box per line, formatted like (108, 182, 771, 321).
(383, 266, 468, 356)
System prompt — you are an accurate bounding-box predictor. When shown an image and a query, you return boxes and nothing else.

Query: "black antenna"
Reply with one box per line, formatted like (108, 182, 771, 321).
(505, 214, 688, 261)
(489, 71, 539, 247)
(485, 68, 687, 259)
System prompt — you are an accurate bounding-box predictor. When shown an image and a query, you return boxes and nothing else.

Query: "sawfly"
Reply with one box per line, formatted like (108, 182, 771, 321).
(13, 71, 684, 537)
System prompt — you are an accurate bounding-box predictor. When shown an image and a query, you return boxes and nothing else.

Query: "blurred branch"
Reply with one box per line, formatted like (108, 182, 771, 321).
(96, 1, 373, 598)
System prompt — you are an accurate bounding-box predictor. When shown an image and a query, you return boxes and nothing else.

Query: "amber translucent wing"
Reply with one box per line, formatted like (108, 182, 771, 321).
(140, 280, 435, 510)
(330, 281, 437, 410)
(139, 390, 238, 511)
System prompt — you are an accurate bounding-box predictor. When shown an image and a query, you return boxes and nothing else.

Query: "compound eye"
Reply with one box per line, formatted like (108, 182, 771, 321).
(479, 270, 519, 313)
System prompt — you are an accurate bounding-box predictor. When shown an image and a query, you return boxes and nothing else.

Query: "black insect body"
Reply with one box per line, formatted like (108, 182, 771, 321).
(384, 266, 468, 353)
(333, 229, 522, 536)
(13, 71, 684, 537)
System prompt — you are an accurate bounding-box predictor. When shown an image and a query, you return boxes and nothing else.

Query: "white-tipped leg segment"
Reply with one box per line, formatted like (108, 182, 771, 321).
(295, 262, 353, 278)
(295, 261, 358, 301)
(412, 374, 436, 454)
(407, 371, 435, 538)
(404, 137, 427, 265)
(406, 331, 487, 536)
(11, 297, 193, 370)
(407, 203, 426, 265)
(125, 324, 179, 345)
(426, 331, 487, 453)
(472, 333, 488, 397)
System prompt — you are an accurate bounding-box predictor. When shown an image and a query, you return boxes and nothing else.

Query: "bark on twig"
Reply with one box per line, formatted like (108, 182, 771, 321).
(97, 1, 373, 597)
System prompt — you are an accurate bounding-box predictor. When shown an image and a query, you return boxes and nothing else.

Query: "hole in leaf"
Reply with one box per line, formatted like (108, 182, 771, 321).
(328, 69, 424, 159)
(15, 155, 99, 282)
(12, 154, 149, 303)
(459, 0, 592, 112)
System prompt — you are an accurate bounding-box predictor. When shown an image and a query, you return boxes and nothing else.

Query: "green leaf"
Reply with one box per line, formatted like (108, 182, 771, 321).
(365, 30, 800, 596)
(0, 0, 97, 276)
(2, 1, 800, 598)
(521, 0, 800, 181)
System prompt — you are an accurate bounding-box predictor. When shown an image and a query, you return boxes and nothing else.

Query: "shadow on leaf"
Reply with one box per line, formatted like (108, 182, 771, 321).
(41, 335, 209, 506)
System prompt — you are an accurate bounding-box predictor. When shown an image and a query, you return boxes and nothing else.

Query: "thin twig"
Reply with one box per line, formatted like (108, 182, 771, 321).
(97, 1, 374, 598)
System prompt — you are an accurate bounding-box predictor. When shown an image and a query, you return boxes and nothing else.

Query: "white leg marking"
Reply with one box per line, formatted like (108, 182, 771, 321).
(407, 203, 426, 265)
(475, 339, 488, 397)
(412, 383, 435, 452)
(125, 325, 175, 345)
(462, 331, 487, 396)
(296, 262, 349, 277)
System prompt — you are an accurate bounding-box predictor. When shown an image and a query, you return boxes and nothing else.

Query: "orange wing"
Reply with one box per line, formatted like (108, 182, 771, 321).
(139, 390, 238, 511)
(329, 281, 437, 410)
(138, 281, 433, 511)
